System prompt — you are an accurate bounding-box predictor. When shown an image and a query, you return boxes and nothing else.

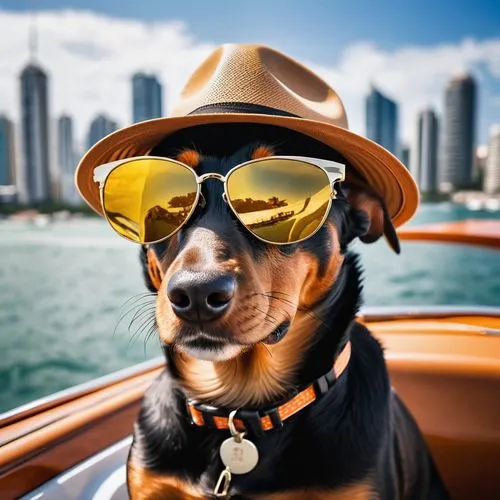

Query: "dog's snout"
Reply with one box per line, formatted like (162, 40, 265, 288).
(167, 271, 235, 322)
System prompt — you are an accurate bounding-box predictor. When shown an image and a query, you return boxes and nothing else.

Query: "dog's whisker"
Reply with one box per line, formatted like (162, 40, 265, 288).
(119, 292, 157, 311)
(250, 305, 282, 329)
(114, 299, 156, 338)
(257, 291, 329, 330)
(128, 316, 157, 348)
(125, 304, 156, 331)
(128, 307, 157, 331)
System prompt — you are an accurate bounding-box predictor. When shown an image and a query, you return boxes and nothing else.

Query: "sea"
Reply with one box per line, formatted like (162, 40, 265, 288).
(0, 203, 499, 413)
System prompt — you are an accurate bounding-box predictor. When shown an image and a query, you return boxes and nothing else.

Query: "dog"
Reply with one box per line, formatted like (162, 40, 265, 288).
(124, 122, 449, 500)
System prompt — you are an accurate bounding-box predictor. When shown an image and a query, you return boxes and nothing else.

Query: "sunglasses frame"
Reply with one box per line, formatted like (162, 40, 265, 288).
(93, 155, 345, 246)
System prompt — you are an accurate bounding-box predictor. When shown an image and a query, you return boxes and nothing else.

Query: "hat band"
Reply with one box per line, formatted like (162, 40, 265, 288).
(188, 102, 301, 118)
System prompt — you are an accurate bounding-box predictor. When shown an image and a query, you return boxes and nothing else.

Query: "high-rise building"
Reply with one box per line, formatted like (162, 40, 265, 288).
(365, 86, 398, 154)
(415, 109, 439, 193)
(57, 115, 80, 205)
(87, 114, 118, 150)
(400, 145, 411, 170)
(132, 73, 163, 123)
(0, 115, 15, 186)
(19, 63, 51, 203)
(440, 73, 476, 192)
(484, 126, 500, 194)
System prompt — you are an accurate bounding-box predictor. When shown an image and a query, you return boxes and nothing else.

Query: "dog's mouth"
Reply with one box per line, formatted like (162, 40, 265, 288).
(177, 333, 244, 361)
(174, 320, 291, 361)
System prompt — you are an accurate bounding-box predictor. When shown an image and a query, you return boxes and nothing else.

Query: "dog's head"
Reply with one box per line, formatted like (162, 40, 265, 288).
(142, 123, 398, 400)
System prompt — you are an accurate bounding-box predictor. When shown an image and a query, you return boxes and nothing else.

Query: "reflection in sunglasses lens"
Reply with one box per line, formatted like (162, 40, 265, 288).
(227, 159, 331, 243)
(103, 159, 198, 243)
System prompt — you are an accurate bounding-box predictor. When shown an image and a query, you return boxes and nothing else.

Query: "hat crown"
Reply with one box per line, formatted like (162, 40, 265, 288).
(172, 44, 348, 128)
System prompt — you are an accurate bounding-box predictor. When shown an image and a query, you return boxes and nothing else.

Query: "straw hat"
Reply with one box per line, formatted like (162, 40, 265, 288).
(76, 44, 418, 227)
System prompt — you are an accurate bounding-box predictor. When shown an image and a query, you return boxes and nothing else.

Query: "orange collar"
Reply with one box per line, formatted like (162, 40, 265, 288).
(186, 340, 351, 437)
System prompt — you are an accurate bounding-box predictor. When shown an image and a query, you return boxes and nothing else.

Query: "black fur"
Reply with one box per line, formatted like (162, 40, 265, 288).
(129, 124, 449, 498)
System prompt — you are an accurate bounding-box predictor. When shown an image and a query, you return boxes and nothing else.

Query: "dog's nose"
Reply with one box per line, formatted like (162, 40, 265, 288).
(167, 271, 235, 322)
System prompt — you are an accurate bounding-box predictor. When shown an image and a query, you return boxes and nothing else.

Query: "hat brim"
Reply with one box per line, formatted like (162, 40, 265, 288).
(75, 113, 418, 227)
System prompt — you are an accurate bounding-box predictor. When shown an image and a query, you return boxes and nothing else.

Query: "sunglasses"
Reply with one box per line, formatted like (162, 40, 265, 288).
(93, 155, 345, 245)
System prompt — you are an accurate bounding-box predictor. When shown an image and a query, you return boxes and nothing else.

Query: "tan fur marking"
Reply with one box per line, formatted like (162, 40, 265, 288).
(181, 247, 203, 267)
(251, 145, 275, 159)
(127, 463, 204, 500)
(146, 248, 163, 291)
(255, 482, 376, 499)
(128, 464, 374, 500)
(176, 149, 201, 168)
(299, 223, 344, 308)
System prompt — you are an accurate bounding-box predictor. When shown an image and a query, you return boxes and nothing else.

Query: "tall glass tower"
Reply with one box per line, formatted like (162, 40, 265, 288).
(415, 109, 439, 193)
(485, 125, 500, 194)
(132, 73, 163, 123)
(441, 74, 476, 192)
(365, 86, 398, 155)
(0, 115, 15, 186)
(87, 114, 118, 150)
(20, 63, 51, 203)
(58, 115, 80, 205)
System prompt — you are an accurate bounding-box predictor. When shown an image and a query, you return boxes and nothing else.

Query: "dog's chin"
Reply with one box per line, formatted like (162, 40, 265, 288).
(177, 342, 244, 361)
(174, 320, 291, 361)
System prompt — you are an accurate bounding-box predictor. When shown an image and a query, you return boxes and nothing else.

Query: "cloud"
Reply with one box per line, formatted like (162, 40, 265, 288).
(0, 9, 499, 156)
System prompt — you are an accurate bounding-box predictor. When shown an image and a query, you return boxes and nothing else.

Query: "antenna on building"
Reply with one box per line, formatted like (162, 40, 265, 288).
(28, 4, 38, 62)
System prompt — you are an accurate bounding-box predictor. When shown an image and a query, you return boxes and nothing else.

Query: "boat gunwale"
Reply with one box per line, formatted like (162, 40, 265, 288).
(0, 357, 164, 428)
(1, 306, 499, 428)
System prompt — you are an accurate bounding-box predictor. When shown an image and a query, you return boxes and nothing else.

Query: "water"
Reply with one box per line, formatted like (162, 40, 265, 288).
(0, 204, 499, 413)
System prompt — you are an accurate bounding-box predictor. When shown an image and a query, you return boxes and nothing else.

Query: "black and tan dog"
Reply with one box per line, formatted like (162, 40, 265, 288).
(125, 123, 449, 499)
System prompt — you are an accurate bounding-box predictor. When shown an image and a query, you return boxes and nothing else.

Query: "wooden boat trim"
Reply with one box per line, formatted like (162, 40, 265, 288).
(397, 219, 500, 249)
(360, 305, 500, 323)
(0, 357, 164, 428)
(0, 365, 162, 498)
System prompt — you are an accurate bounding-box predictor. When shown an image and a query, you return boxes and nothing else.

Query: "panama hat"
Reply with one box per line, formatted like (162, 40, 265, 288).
(76, 44, 418, 227)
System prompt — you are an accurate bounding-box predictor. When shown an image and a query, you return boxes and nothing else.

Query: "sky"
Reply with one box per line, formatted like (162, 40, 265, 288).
(0, 0, 499, 152)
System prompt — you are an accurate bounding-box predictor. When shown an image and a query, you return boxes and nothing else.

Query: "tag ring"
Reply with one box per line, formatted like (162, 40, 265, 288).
(228, 409, 245, 443)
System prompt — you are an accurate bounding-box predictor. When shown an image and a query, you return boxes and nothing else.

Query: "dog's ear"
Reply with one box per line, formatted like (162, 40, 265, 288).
(140, 246, 163, 292)
(343, 186, 400, 254)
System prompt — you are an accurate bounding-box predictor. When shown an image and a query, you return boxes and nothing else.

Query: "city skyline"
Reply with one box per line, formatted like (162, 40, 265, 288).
(1, 4, 500, 203)
(2, 63, 499, 204)
(0, 7, 500, 147)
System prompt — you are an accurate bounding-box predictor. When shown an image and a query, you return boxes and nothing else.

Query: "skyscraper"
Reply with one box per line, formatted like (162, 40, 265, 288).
(484, 126, 500, 194)
(365, 86, 398, 154)
(441, 73, 476, 192)
(19, 63, 51, 203)
(400, 145, 411, 170)
(415, 109, 439, 193)
(132, 73, 163, 123)
(87, 114, 118, 150)
(0, 115, 15, 186)
(58, 115, 80, 205)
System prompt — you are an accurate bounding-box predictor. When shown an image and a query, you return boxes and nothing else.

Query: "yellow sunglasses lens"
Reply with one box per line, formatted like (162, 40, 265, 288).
(226, 159, 332, 244)
(102, 159, 198, 244)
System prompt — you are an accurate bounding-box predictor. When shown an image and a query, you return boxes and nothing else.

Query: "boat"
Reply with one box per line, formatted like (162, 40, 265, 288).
(0, 219, 499, 499)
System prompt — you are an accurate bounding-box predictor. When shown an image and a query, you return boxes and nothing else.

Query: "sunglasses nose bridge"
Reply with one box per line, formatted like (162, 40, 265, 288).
(198, 173, 225, 184)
